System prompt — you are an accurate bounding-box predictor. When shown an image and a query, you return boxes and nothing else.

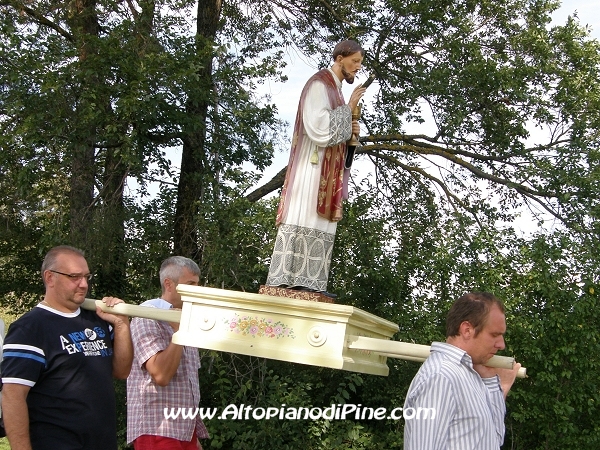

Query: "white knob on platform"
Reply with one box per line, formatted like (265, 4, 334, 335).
(307, 326, 327, 347)
(198, 315, 215, 331)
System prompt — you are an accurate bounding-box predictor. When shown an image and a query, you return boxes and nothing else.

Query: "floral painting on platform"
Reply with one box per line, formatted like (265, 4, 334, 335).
(225, 314, 296, 339)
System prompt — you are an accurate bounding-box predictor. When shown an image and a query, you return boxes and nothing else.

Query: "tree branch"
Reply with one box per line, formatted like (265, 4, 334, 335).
(361, 141, 554, 198)
(245, 166, 287, 202)
(1, 1, 74, 42)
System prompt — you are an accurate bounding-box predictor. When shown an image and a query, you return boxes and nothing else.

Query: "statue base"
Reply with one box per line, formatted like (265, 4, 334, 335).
(258, 285, 335, 303)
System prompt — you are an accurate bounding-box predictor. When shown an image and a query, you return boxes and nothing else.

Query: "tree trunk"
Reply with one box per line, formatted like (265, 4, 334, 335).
(67, 0, 101, 251)
(93, 153, 127, 297)
(67, 0, 129, 295)
(173, 0, 222, 259)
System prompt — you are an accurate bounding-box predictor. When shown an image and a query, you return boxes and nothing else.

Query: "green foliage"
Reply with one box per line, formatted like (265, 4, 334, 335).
(0, 0, 288, 300)
(198, 353, 406, 450)
(188, 196, 600, 450)
(192, 195, 277, 291)
(500, 235, 600, 449)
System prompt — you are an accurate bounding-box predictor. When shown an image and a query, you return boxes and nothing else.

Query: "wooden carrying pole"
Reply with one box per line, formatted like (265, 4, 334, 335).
(82, 298, 526, 378)
(82, 298, 181, 323)
(346, 335, 527, 378)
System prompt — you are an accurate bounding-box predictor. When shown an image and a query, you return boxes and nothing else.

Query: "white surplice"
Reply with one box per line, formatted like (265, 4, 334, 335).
(266, 69, 352, 291)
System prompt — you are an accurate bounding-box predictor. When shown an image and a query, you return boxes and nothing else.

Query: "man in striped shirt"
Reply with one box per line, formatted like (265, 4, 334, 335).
(403, 292, 521, 450)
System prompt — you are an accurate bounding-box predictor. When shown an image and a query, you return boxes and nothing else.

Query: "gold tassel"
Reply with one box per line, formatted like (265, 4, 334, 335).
(310, 146, 319, 164)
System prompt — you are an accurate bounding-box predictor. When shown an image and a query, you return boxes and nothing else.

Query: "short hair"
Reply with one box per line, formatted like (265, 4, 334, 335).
(159, 256, 200, 292)
(446, 292, 505, 337)
(41, 245, 86, 281)
(332, 40, 365, 61)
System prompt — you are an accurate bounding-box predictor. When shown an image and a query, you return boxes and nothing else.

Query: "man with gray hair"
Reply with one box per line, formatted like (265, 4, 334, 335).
(127, 256, 209, 449)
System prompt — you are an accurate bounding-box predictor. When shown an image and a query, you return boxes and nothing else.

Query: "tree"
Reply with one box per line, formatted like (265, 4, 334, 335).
(0, 0, 287, 297)
(246, 0, 600, 237)
(4, 0, 598, 292)
(0, 0, 144, 296)
(198, 185, 600, 450)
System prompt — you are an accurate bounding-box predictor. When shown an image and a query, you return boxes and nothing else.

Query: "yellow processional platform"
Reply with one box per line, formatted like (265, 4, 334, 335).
(174, 285, 398, 376)
(84, 285, 526, 378)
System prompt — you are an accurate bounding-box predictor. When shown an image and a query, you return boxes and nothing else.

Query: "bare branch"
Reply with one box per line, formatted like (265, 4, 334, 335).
(361, 141, 554, 198)
(365, 149, 463, 204)
(245, 166, 287, 202)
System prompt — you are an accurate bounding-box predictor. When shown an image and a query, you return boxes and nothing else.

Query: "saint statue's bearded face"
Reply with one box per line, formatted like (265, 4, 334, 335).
(338, 51, 364, 84)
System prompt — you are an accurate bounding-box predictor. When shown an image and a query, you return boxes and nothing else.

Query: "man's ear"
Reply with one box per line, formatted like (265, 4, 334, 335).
(43, 270, 54, 287)
(459, 320, 474, 339)
(163, 278, 174, 293)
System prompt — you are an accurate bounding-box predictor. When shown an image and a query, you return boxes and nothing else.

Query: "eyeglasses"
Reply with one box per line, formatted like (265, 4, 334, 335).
(48, 270, 93, 282)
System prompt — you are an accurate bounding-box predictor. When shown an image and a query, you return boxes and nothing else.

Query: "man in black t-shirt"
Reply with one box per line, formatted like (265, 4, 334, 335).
(1, 245, 133, 450)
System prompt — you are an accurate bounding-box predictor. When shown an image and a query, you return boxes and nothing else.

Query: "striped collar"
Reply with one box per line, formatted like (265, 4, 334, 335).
(430, 341, 474, 369)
